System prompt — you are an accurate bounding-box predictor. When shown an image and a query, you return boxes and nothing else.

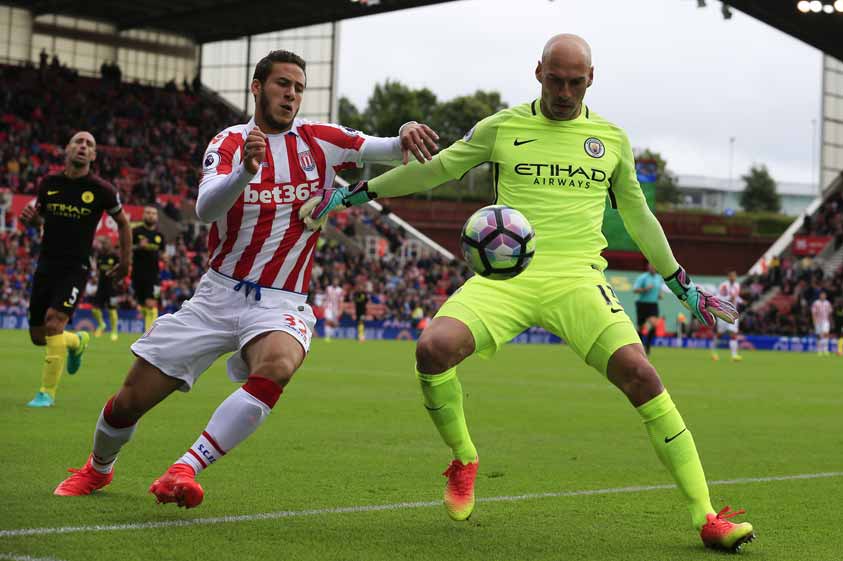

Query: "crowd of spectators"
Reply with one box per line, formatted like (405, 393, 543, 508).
(0, 59, 242, 207)
(736, 189, 843, 336)
(3, 57, 843, 338)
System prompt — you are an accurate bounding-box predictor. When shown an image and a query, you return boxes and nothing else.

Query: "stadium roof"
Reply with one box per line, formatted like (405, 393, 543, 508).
(724, 0, 843, 61)
(8, 0, 459, 44)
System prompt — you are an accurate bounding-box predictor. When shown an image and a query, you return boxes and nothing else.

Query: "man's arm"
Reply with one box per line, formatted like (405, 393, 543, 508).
(301, 115, 499, 227)
(111, 210, 133, 279)
(612, 131, 736, 326)
(357, 122, 440, 165)
(195, 128, 265, 222)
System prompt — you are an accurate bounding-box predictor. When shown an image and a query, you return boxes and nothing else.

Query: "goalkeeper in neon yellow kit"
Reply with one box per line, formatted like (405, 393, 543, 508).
(302, 34, 754, 552)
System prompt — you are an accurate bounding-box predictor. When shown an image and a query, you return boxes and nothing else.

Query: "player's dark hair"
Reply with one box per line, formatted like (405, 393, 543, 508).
(252, 50, 306, 84)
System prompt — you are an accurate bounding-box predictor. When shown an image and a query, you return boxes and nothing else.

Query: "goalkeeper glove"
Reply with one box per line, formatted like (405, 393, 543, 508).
(664, 267, 738, 327)
(298, 181, 375, 230)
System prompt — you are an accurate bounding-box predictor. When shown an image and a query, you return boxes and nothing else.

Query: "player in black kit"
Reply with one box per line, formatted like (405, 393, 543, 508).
(92, 236, 122, 342)
(132, 206, 163, 332)
(354, 289, 368, 343)
(19, 131, 132, 407)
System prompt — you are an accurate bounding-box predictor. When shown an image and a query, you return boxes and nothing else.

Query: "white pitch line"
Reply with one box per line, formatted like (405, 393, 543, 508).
(1, 471, 840, 539)
(0, 554, 65, 561)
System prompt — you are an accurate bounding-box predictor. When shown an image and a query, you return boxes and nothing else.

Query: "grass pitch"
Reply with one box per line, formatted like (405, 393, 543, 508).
(1, 330, 841, 561)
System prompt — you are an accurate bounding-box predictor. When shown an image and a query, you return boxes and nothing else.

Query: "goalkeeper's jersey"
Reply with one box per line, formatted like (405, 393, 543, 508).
(438, 100, 645, 277)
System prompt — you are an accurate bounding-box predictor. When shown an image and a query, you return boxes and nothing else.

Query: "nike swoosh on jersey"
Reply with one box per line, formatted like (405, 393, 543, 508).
(47, 190, 60, 195)
(513, 138, 538, 146)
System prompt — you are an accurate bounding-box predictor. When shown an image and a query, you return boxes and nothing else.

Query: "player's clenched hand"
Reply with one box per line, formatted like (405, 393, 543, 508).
(399, 122, 439, 165)
(20, 204, 39, 225)
(665, 267, 738, 327)
(298, 181, 374, 231)
(244, 126, 267, 175)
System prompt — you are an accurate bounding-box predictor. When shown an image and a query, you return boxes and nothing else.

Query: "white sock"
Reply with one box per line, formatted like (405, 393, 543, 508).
(91, 399, 137, 474)
(325, 326, 334, 339)
(819, 337, 827, 353)
(729, 339, 738, 357)
(178, 382, 278, 474)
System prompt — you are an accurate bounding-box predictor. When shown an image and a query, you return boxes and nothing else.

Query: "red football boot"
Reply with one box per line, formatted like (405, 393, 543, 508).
(700, 506, 755, 552)
(149, 463, 204, 508)
(54, 456, 114, 496)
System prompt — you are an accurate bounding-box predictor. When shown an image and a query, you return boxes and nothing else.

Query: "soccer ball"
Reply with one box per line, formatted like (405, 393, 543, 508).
(460, 205, 536, 280)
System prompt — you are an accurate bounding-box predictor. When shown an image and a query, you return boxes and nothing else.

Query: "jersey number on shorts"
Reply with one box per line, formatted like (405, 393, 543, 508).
(63, 287, 80, 308)
(283, 313, 309, 338)
(597, 285, 624, 314)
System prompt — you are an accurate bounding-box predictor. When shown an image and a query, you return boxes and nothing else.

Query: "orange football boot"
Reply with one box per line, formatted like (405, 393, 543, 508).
(54, 456, 113, 496)
(149, 463, 204, 508)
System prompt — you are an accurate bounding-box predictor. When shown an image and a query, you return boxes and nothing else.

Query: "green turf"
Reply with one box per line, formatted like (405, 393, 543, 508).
(1, 330, 841, 560)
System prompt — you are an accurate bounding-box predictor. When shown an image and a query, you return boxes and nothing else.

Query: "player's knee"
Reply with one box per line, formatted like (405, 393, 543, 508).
(618, 360, 661, 400)
(29, 327, 46, 345)
(250, 353, 298, 387)
(43, 318, 64, 335)
(416, 331, 469, 373)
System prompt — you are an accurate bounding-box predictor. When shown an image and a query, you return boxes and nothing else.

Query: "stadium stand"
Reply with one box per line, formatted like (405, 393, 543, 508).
(0, 61, 467, 324)
(1, 60, 840, 338)
(740, 188, 843, 335)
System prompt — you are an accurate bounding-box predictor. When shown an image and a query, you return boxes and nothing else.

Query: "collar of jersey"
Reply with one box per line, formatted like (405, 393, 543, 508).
(247, 116, 300, 138)
(531, 99, 589, 124)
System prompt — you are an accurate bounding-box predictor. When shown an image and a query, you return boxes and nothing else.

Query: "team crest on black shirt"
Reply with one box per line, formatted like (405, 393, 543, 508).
(584, 137, 605, 158)
(82, 191, 94, 203)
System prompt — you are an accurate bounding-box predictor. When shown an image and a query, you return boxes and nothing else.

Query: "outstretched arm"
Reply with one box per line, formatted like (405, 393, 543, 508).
(358, 122, 440, 165)
(301, 116, 498, 228)
(612, 132, 736, 326)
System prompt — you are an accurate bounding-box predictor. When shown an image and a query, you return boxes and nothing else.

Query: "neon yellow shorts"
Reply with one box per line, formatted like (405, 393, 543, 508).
(435, 268, 641, 374)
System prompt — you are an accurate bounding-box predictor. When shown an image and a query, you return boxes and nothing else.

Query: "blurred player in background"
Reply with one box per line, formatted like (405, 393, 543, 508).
(305, 34, 754, 552)
(132, 206, 163, 332)
(324, 277, 344, 341)
(354, 287, 368, 342)
(91, 236, 121, 342)
(19, 131, 131, 407)
(53, 50, 439, 509)
(633, 262, 662, 355)
(712, 271, 742, 362)
(834, 298, 843, 356)
(675, 312, 688, 345)
(811, 290, 832, 356)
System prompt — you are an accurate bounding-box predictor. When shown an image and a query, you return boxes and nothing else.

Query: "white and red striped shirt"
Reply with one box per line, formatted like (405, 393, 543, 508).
(718, 280, 741, 306)
(812, 298, 832, 325)
(325, 285, 344, 316)
(199, 118, 400, 294)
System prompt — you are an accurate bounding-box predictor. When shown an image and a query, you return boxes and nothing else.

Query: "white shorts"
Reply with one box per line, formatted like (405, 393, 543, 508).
(131, 268, 315, 391)
(815, 321, 830, 335)
(716, 318, 739, 334)
(324, 307, 336, 322)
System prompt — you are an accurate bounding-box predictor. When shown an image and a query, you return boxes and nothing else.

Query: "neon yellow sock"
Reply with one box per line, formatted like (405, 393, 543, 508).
(63, 331, 80, 351)
(92, 308, 105, 329)
(637, 390, 714, 530)
(357, 322, 365, 341)
(40, 334, 67, 399)
(838, 338, 842, 355)
(417, 366, 477, 463)
(109, 309, 119, 336)
(142, 307, 154, 332)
